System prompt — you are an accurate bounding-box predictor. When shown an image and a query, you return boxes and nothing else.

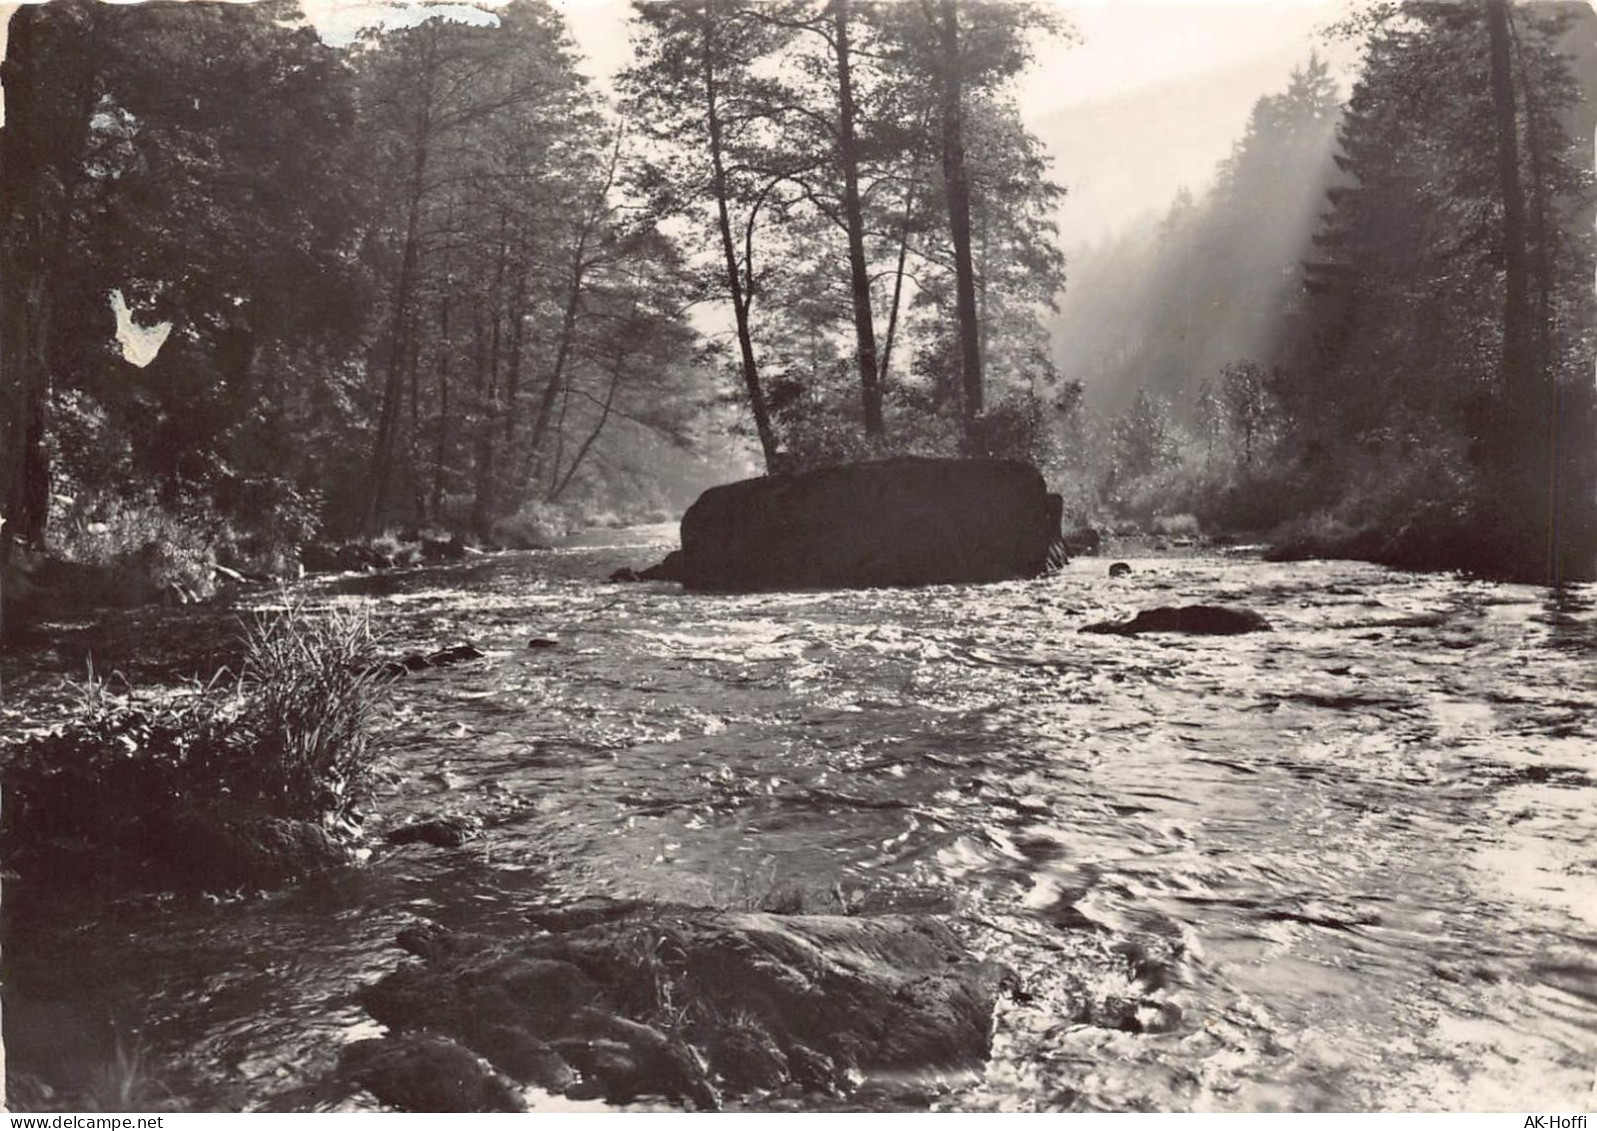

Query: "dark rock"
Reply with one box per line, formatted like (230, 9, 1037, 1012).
(640, 457, 1062, 591)
(385, 814, 484, 849)
(1082, 605, 1271, 636)
(427, 643, 485, 666)
(706, 1021, 789, 1092)
(396, 923, 470, 963)
(141, 812, 356, 890)
(608, 567, 640, 582)
(299, 543, 343, 573)
(1084, 995, 1183, 1035)
(340, 1034, 526, 1112)
(783, 1043, 845, 1095)
(1108, 561, 1132, 578)
(381, 644, 484, 677)
(555, 1010, 719, 1109)
(637, 550, 688, 583)
(360, 907, 1007, 1108)
(527, 637, 558, 650)
(477, 1026, 577, 1093)
(363, 952, 604, 1041)
(1063, 526, 1103, 556)
(422, 534, 470, 563)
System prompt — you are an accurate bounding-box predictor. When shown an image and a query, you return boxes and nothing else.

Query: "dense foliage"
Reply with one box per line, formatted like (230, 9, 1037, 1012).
(0, 0, 724, 577)
(1, 0, 1591, 586)
(1048, 4, 1595, 582)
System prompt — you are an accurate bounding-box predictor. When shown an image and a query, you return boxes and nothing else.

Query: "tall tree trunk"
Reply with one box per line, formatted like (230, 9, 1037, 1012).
(1485, 0, 1546, 580)
(703, 15, 780, 471)
(1486, 0, 1532, 400)
(877, 179, 918, 387)
(547, 382, 572, 496)
(470, 230, 509, 538)
(366, 29, 439, 533)
(524, 236, 586, 485)
(1, 8, 50, 550)
(467, 310, 496, 538)
(930, 0, 983, 447)
(431, 294, 451, 520)
(832, 0, 883, 436)
(549, 364, 623, 502)
(501, 259, 530, 447)
(366, 132, 430, 532)
(1, 5, 98, 551)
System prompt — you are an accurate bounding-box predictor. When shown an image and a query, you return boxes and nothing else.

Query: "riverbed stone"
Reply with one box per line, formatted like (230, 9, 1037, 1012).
(340, 1033, 526, 1112)
(358, 906, 1010, 1108)
(641, 457, 1063, 591)
(384, 814, 483, 849)
(1082, 605, 1271, 635)
(141, 812, 356, 889)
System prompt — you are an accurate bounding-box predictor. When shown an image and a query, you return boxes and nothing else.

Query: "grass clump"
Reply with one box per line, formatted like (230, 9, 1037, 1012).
(231, 605, 392, 821)
(1, 603, 392, 890)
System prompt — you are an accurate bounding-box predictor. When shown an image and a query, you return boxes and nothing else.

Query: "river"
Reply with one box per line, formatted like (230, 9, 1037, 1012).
(4, 528, 1595, 1111)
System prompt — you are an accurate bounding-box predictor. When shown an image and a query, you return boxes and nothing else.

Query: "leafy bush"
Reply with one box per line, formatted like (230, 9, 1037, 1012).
(52, 492, 219, 601)
(1150, 513, 1201, 538)
(491, 499, 574, 548)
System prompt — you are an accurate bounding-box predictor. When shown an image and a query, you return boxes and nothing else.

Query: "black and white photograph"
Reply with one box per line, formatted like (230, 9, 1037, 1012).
(0, 0, 1593, 1114)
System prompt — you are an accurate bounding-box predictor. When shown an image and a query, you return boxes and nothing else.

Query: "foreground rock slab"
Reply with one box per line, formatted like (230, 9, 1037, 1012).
(350, 903, 1011, 1110)
(641, 457, 1063, 591)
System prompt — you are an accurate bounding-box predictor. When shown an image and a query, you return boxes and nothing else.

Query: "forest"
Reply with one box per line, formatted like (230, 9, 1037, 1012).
(2, 1, 1596, 1114)
(0, 0, 1593, 594)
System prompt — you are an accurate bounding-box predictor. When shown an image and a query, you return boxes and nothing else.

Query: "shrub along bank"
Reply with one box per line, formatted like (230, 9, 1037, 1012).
(1, 605, 393, 892)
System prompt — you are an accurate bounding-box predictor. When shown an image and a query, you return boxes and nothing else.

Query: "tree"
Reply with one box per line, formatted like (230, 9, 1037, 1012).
(1294, 0, 1594, 579)
(1051, 55, 1341, 423)
(622, 0, 798, 471)
(1, 0, 364, 549)
(1, 0, 106, 548)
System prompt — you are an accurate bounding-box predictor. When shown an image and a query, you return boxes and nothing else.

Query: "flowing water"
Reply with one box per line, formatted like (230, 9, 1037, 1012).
(5, 528, 1596, 1111)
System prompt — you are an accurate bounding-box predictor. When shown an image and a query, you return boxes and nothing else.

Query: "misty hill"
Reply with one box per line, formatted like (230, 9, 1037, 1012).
(1046, 53, 1342, 420)
(1046, 0, 1597, 423)
(1033, 46, 1332, 245)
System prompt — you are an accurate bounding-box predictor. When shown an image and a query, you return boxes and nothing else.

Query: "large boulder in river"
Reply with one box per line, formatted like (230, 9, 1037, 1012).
(646, 457, 1063, 591)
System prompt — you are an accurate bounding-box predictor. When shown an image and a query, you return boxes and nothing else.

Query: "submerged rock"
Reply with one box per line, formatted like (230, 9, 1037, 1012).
(1082, 605, 1271, 636)
(385, 814, 484, 849)
(1108, 561, 1132, 578)
(379, 642, 485, 678)
(420, 534, 470, 564)
(356, 906, 1010, 1109)
(133, 812, 358, 890)
(1063, 526, 1103, 557)
(639, 457, 1062, 591)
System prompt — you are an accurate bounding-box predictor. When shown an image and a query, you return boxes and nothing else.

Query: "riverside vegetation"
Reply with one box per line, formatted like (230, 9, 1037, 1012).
(2, 605, 392, 891)
(2, 0, 1592, 614)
